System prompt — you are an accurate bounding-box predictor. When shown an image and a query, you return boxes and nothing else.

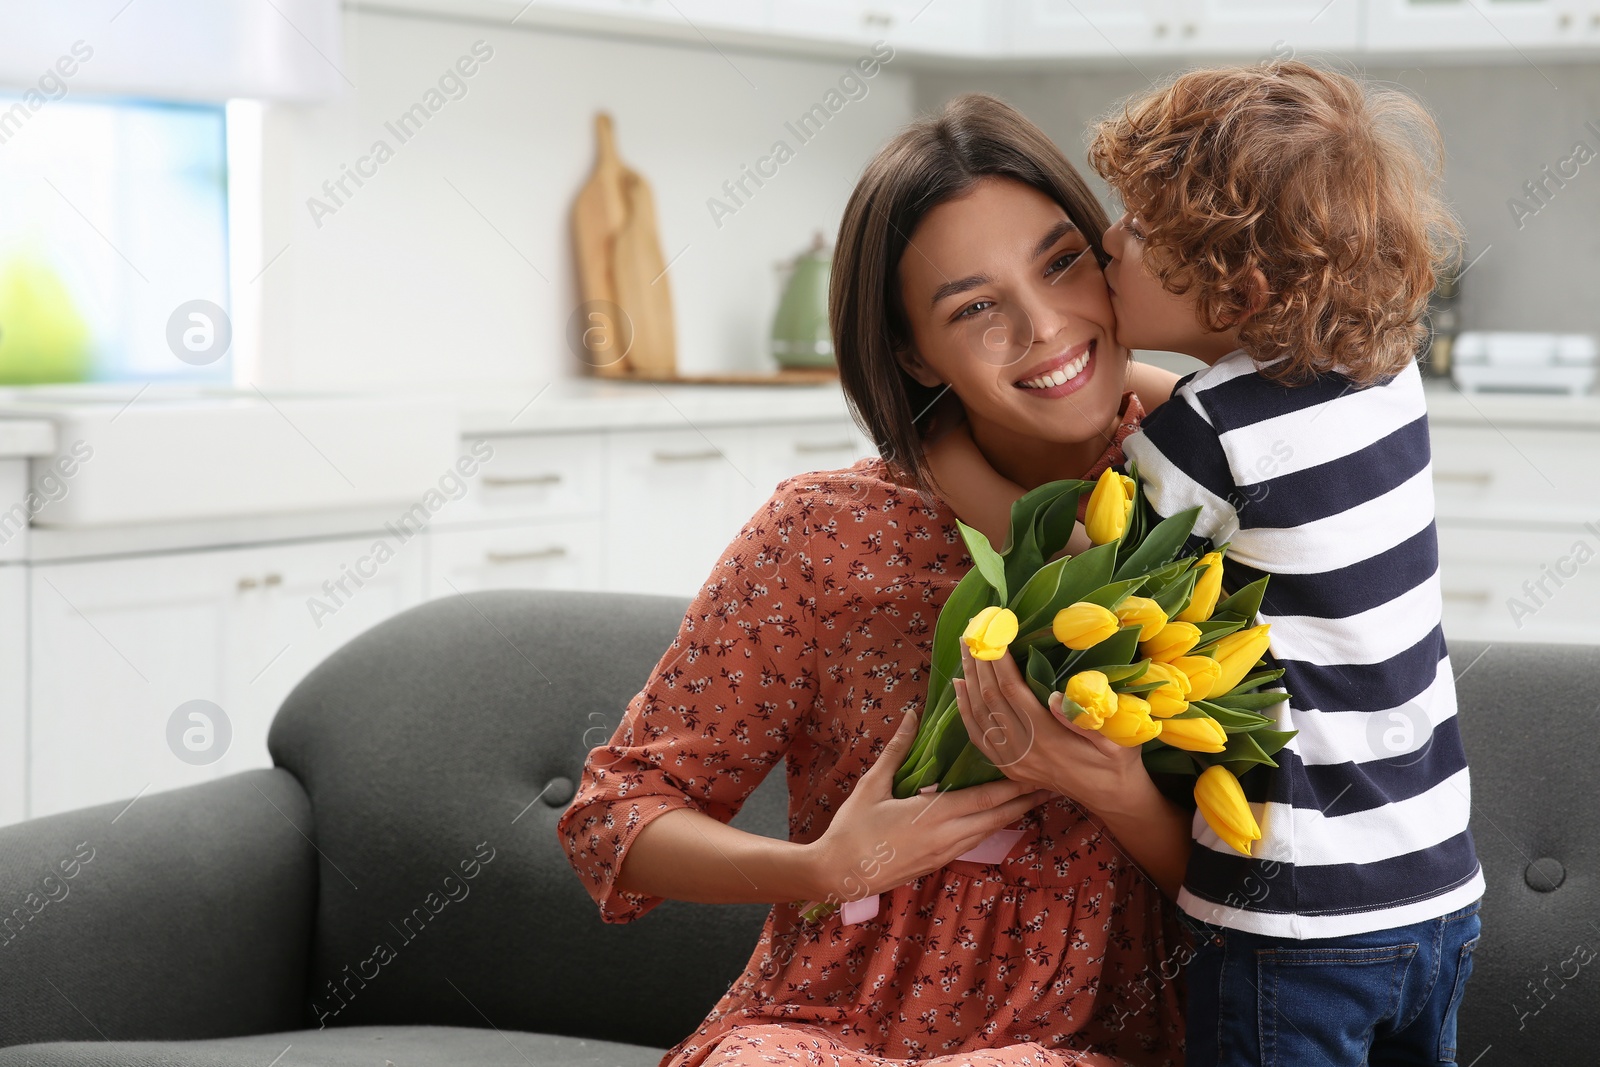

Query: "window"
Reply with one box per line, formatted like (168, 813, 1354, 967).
(0, 96, 230, 384)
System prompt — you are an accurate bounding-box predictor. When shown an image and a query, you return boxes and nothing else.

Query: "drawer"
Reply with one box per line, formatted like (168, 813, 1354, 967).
(746, 421, 874, 491)
(426, 518, 604, 598)
(1437, 523, 1600, 644)
(1431, 424, 1600, 525)
(452, 434, 604, 523)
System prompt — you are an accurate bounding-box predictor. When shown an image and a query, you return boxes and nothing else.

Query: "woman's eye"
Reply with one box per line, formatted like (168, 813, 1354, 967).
(1045, 250, 1085, 277)
(954, 299, 994, 320)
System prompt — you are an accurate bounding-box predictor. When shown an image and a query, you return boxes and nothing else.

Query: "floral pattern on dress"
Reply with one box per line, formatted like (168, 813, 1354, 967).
(557, 393, 1184, 1067)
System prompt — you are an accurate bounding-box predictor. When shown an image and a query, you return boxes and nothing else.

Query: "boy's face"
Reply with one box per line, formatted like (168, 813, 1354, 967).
(1102, 211, 1240, 364)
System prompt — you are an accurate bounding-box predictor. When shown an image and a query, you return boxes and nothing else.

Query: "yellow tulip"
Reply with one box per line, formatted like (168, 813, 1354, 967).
(1195, 765, 1262, 856)
(1142, 661, 1191, 718)
(1158, 715, 1228, 753)
(1141, 620, 1201, 663)
(1177, 551, 1225, 623)
(962, 605, 1019, 661)
(1086, 467, 1136, 545)
(1210, 623, 1272, 697)
(1052, 601, 1121, 650)
(1115, 596, 1168, 643)
(1062, 670, 1117, 730)
(1172, 654, 1222, 701)
(1098, 693, 1162, 747)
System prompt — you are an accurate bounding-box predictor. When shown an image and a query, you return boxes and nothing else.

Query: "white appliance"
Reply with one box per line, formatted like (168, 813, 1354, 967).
(1452, 332, 1598, 395)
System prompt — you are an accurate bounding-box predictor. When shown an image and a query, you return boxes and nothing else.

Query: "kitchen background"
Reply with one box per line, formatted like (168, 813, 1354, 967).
(2, 0, 1598, 822)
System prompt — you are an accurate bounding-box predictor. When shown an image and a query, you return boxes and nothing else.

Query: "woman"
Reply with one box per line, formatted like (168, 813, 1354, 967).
(557, 94, 1192, 1067)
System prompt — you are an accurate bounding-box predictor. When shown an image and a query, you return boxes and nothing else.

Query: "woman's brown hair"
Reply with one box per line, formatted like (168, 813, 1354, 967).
(1088, 60, 1462, 387)
(831, 92, 1112, 497)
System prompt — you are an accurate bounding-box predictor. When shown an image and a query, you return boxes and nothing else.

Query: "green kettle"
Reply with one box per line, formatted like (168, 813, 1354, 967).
(770, 232, 834, 369)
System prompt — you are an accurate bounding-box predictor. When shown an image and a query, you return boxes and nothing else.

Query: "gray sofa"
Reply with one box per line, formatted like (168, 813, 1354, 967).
(0, 590, 1592, 1064)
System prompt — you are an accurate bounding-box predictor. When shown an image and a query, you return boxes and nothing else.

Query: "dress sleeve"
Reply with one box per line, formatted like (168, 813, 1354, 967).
(555, 478, 820, 924)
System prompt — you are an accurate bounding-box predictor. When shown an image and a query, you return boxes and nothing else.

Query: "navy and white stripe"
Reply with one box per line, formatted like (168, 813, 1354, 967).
(1122, 350, 1484, 938)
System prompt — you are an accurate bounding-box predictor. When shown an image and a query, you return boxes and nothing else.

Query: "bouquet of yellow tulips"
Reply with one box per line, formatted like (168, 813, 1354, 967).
(891, 465, 1295, 858)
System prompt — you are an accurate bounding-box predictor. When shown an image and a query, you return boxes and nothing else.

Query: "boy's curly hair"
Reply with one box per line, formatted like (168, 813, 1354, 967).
(1088, 61, 1462, 387)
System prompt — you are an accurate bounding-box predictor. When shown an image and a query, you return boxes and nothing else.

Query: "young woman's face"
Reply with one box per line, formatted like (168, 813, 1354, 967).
(896, 177, 1128, 449)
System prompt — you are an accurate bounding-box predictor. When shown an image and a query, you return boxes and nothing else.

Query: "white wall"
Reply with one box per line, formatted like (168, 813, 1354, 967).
(914, 60, 1600, 341)
(253, 7, 916, 389)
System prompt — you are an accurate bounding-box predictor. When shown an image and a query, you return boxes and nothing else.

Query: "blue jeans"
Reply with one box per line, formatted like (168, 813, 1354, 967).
(1180, 901, 1483, 1067)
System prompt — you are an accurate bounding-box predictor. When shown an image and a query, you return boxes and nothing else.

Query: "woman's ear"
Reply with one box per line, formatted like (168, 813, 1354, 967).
(895, 343, 944, 388)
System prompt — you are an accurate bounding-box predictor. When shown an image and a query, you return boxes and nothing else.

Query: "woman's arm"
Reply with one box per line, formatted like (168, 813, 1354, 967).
(1127, 358, 1180, 415)
(615, 807, 828, 904)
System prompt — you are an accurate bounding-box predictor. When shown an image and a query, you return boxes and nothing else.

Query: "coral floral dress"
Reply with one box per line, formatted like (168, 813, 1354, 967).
(558, 392, 1186, 1067)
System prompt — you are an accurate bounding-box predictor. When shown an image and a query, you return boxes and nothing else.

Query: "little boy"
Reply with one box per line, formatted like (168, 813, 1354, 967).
(1090, 62, 1484, 1066)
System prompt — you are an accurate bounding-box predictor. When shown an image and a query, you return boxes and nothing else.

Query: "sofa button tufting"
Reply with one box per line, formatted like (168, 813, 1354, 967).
(544, 776, 576, 806)
(1525, 857, 1566, 892)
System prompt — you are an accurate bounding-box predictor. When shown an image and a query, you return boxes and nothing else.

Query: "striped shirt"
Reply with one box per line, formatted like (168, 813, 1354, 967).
(1122, 350, 1484, 938)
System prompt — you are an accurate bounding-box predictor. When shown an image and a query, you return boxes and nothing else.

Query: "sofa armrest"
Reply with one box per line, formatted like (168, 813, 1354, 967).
(0, 768, 318, 1048)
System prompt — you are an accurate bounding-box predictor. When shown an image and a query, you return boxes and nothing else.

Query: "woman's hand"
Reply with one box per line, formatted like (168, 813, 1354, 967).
(807, 706, 1053, 907)
(952, 644, 1195, 898)
(953, 644, 1145, 803)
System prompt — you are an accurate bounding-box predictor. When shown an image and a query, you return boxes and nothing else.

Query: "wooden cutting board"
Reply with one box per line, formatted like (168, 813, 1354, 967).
(571, 114, 628, 376)
(612, 169, 677, 376)
(570, 113, 676, 378)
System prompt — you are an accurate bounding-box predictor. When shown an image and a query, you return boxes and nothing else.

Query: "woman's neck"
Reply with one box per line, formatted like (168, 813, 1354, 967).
(968, 400, 1124, 491)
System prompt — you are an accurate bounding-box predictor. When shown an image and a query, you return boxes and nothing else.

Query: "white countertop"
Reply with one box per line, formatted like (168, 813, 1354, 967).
(0, 419, 56, 458)
(453, 378, 855, 436)
(1423, 381, 1600, 428)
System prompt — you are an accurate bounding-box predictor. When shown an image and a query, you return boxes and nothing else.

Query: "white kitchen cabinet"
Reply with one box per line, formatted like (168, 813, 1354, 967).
(1367, 0, 1599, 53)
(426, 518, 605, 597)
(604, 425, 759, 597)
(0, 567, 25, 826)
(453, 433, 605, 525)
(535, 0, 768, 31)
(769, 0, 1000, 55)
(1183, 0, 1362, 55)
(27, 537, 424, 819)
(1430, 422, 1600, 526)
(1009, 0, 1190, 58)
(1438, 523, 1600, 644)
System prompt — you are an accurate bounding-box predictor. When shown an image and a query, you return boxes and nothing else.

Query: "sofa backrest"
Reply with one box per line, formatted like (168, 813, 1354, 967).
(1449, 639, 1600, 1061)
(268, 589, 785, 1049)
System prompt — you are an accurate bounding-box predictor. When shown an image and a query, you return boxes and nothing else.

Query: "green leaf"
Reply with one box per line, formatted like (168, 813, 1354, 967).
(1190, 699, 1275, 731)
(1037, 485, 1088, 557)
(1149, 568, 1199, 618)
(927, 567, 996, 713)
(1011, 541, 1119, 636)
(1112, 506, 1202, 582)
(1233, 668, 1287, 692)
(1189, 617, 1247, 654)
(1115, 679, 1171, 696)
(1005, 479, 1086, 554)
(1250, 728, 1298, 757)
(1098, 659, 1151, 685)
(1219, 730, 1280, 769)
(1213, 576, 1269, 622)
(957, 520, 1007, 603)
(1025, 646, 1057, 704)
(1142, 746, 1201, 777)
(1209, 690, 1290, 712)
(1079, 576, 1147, 611)
(1058, 624, 1142, 680)
(940, 742, 1004, 791)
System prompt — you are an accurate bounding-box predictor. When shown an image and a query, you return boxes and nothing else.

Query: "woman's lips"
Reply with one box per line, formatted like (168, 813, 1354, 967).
(1014, 340, 1097, 400)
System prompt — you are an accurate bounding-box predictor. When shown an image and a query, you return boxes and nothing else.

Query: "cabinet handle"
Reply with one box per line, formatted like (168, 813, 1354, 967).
(1442, 588, 1493, 606)
(794, 440, 856, 454)
(486, 546, 569, 564)
(1153, 21, 1169, 36)
(862, 10, 894, 28)
(1434, 470, 1492, 487)
(483, 473, 563, 487)
(237, 576, 258, 591)
(651, 449, 723, 463)
(263, 572, 282, 587)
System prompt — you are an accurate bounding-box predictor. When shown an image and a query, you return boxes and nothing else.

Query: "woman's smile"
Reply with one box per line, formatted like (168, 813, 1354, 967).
(1013, 338, 1096, 399)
